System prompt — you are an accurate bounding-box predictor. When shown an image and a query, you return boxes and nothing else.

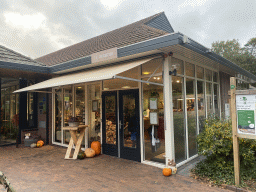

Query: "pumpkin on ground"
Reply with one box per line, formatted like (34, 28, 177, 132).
(77, 151, 85, 159)
(30, 143, 37, 148)
(91, 141, 101, 155)
(84, 148, 95, 158)
(163, 168, 172, 177)
(36, 143, 43, 148)
(37, 140, 44, 146)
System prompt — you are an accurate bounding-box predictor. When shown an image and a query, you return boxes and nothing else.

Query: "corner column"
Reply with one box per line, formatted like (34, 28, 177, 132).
(18, 78, 27, 144)
(163, 56, 175, 167)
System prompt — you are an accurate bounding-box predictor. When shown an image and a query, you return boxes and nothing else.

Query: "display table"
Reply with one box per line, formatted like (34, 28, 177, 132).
(63, 125, 88, 160)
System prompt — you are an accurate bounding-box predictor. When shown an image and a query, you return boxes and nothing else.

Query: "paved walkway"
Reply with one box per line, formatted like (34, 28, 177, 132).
(0, 145, 228, 192)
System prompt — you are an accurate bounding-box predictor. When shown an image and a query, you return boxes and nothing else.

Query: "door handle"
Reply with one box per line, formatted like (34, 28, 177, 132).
(119, 120, 122, 129)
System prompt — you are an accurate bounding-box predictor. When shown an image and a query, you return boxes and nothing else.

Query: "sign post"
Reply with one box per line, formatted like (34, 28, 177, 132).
(230, 77, 240, 186)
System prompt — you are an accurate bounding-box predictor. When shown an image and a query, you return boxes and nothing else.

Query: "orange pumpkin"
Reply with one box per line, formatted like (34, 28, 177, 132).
(91, 141, 101, 155)
(37, 140, 44, 146)
(163, 168, 172, 177)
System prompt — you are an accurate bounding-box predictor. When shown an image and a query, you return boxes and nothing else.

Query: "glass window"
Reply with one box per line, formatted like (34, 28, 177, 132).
(185, 62, 195, 77)
(206, 83, 213, 116)
(142, 58, 162, 76)
(213, 72, 218, 82)
(173, 76, 186, 164)
(205, 69, 212, 81)
(64, 86, 73, 144)
(197, 66, 204, 79)
(143, 76, 165, 164)
(88, 84, 101, 143)
(197, 81, 205, 133)
(170, 57, 184, 75)
(54, 89, 62, 143)
(105, 95, 116, 145)
(103, 78, 138, 90)
(75, 85, 85, 124)
(186, 78, 197, 157)
(214, 84, 219, 117)
(75, 85, 85, 147)
(28, 92, 34, 127)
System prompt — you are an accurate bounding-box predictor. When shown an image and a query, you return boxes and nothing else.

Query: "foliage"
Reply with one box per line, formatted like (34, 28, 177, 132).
(192, 117, 256, 186)
(212, 39, 256, 75)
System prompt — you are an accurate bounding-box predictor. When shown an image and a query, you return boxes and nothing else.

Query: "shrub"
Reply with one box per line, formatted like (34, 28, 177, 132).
(193, 117, 256, 185)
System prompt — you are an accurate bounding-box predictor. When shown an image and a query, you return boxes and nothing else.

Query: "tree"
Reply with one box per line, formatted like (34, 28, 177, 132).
(211, 39, 256, 75)
(244, 38, 256, 56)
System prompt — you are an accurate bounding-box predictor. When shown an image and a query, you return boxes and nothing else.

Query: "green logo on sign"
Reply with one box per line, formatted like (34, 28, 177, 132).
(231, 85, 235, 89)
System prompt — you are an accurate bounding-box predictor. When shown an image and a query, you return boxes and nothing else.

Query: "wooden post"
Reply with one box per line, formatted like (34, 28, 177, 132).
(230, 77, 240, 186)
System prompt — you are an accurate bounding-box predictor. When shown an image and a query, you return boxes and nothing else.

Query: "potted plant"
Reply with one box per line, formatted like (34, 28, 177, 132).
(68, 117, 80, 127)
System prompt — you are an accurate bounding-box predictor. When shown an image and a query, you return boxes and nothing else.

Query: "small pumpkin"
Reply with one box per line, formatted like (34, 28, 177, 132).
(163, 168, 172, 177)
(36, 143, 43, 148)
(91, 141, 101, 155)
(37, 140, 44, 146)
(77, 151, 85, 159)
(30, 143, 37, 148)
(84, 148, 95, 158)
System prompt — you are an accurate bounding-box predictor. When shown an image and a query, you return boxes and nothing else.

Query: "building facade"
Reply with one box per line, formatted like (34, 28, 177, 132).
(1, 12, 255, 169)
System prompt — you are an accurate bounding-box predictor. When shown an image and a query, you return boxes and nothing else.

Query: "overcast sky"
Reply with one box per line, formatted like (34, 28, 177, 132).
(1, 0, 256, 59)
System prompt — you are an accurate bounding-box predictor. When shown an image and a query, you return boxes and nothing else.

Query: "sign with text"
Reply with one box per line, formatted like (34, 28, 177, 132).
(236, 95, 256, 135)
(91, 47, 117, 63)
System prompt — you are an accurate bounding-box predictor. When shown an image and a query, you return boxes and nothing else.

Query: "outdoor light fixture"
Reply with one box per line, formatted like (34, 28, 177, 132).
(143, 72, 150, 75)
(169, 63, 180, 76)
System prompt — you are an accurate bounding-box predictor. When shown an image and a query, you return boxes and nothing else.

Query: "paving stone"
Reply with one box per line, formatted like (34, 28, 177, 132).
(0, 145, 229, 192)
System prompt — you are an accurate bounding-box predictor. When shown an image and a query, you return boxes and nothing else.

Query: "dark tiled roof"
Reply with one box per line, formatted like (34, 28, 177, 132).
(0, 45, 45, 66)
(36, 12, 173, 66)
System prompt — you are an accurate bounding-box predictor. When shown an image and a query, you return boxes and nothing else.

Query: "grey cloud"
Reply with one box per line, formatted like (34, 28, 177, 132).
(1, 0, 256, 59)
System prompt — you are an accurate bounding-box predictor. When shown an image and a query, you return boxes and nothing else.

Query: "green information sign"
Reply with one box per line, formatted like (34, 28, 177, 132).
(231, 85, 235, 89)
(237, 110, 255, 129)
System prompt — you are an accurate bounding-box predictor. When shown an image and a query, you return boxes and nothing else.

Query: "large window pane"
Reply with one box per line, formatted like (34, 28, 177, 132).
(88, 84, 101, 143)
(197, 66, 204, 79)
(54, 89, 62, 143)
(197, 81, 205, 133)
(75, 85, 85, 147)
(214, 84, 219, 117)
(185, 62, 195, 77)
(170, 57, 184, 75)
(143, 76, 165, 164)
(105, 95, 116, 145)
(142, 58, 162, 76)
(173, 76, 186, 163)
(206, 83, 213, 116)
(64, 86, 72, 144)
(186, 78, 197, 157)
(205, 69, 212, 81)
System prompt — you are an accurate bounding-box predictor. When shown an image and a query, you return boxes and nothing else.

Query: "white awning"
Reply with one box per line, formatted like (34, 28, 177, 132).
(14, 58, 156, 93)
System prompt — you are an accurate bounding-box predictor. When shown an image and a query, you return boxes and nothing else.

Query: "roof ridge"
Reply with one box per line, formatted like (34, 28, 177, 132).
(36, 12, 164, 60)
(0, 45, 45, 66)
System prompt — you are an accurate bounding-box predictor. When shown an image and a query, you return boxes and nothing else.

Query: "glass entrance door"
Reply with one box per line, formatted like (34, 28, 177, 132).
(102, 89, 140, 162)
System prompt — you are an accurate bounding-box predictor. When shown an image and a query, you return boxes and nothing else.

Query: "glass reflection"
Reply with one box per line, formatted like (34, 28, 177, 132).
(105, 95, 116, 145)
(55, 89, 62, 143)
(186, 78, 197, 157)
(143, 76, 165, 163)
(197, 81, 205, 133)
(123, 94, 136, 148)
(173, 76, 186, 163)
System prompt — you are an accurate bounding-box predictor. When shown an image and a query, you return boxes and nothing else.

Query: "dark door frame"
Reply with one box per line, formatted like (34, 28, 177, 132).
(102, 89, 141, 162)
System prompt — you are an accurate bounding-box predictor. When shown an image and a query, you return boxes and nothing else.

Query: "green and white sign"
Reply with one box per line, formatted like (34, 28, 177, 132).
(236, 95, 256, 135)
